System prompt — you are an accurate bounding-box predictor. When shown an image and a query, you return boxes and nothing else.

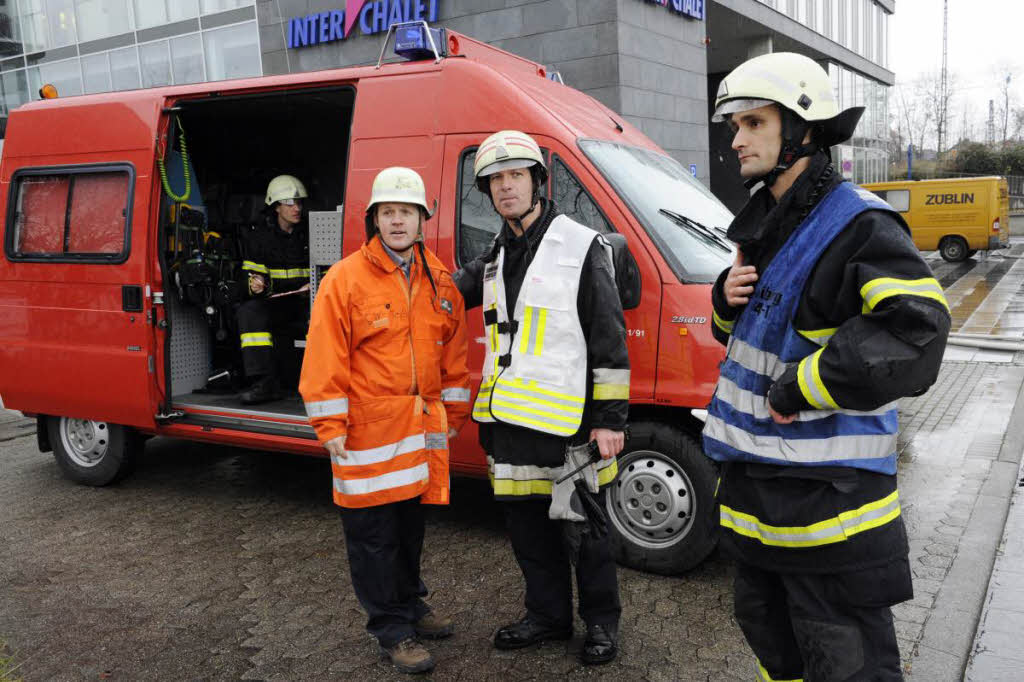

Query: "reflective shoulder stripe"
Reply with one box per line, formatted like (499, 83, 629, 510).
(441, 387, 471, 403)
(305, 397, 349, 418)
(860, 276, 949, 311)
(796, 327, 837, 346)
(720, 490, 900, 548)
(334, 462, 428, 496)
(593, 369, 630, 401)
(242, 260, 268, 274)
(240, 332, 273, 348)
(336, 433, 425, 467)
(797, 347, 839, 410)
(713, 310, 735, 334)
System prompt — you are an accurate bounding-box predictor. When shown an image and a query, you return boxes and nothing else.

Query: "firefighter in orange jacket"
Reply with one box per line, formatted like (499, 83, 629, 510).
(299, 167, 470, 675)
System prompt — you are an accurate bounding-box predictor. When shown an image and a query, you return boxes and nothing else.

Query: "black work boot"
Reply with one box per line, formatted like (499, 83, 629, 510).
(240, 376, 282, 405)
(493, 615, 572, 650)
(581, 623, 618, 665)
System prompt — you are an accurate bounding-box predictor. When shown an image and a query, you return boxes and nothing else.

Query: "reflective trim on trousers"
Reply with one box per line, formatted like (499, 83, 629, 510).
(332, 433, 425, 468)
(305, 397, 349, 418)
(860, 276, 949, 311)
(756, 660, 803, 682)
(720, 490, 901, 548)
(713, 374, 896, 422)
(240, 332, 273, 348)
(440, 387, 471, 403)
(798, 347, 839, 410)
(703, 414, 897, 465)
(333, 462, 429, 496)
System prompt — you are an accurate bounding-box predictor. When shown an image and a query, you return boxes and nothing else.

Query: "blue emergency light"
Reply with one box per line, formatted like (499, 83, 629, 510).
(394, 24, 444, 61)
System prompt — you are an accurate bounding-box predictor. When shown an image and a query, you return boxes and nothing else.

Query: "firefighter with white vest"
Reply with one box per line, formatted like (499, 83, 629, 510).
(704, 52, 951, 680)
(454, 131, 629, 665)
(300, 167, 470, 674)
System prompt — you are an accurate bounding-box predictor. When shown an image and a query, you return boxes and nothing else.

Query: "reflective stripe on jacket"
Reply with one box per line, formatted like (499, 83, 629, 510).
(703, 183, 900, 474)
(299, 236, 470, 509)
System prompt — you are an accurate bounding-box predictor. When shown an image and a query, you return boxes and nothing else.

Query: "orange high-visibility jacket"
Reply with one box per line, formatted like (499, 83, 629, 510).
(300, 236, 470, 509)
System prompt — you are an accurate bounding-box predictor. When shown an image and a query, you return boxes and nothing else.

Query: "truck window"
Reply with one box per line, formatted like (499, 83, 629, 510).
(880, 189, 909, 212)
(551, 156, 612, 235)
(457, 147, 549, 265)
(5, 166, 133, 263)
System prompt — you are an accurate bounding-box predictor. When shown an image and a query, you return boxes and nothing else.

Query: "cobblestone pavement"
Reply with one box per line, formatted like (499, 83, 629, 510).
(0, 355, 1018, 682)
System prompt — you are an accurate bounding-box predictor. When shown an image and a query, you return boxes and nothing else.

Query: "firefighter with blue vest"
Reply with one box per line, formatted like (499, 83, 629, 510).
(704, 53, 950, 681)
(454, 131, 629, 665)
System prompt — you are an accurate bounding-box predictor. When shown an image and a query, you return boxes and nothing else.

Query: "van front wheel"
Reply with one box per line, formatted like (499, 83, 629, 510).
(49, 416, 137, 486)
(940, 236, 969, 262)
(605, 421, 718, 574)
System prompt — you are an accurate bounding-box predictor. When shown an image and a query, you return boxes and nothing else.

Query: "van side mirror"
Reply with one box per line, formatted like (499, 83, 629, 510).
(603, 233, 641, 311)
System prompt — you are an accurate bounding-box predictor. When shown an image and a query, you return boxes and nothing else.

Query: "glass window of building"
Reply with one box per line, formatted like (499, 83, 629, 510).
(109, 44, 139, 90)
(200, 0, 255, 14)
(81, 51, 111, 93)
(75, 0, 130, 43)
(139, 39, 171, 88)
(18, 0, 51, 53)
(46, 0, 76, 48)
(170, 33, 204, 84)
(133, 0, 200, 30)
(203, 21, 259, 82)
(27, 57, 81, 96)
(0, 68, 28, 115)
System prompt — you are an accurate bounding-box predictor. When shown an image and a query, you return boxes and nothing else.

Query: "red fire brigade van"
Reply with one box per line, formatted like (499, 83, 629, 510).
(0, 27, 733, 574)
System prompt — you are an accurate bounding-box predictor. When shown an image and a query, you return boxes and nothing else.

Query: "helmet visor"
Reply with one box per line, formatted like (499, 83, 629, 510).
(476, 158, 537, 178)
(711, 98, 776, 123)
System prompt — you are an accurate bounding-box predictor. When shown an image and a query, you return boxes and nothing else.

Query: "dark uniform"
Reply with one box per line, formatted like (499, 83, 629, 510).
(237, 214, 311, 382)
(707, 153, 951, 681)
(455, 197, 628, 635)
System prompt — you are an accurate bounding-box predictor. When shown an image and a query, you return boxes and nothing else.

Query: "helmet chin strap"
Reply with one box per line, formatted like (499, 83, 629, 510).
(744, 112, 819, 190)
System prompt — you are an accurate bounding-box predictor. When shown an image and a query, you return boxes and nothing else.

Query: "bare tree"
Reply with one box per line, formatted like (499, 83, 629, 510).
(991, 63, 1014, 145)
(893, 82, 933, 154)
(917, 70, 956, 155)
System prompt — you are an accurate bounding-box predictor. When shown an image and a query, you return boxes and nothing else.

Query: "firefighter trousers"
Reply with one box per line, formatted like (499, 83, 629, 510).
(734, 560, 912, 681)
(339, 497, 431, 648)
(503, 495, 621, 629)
(236, 296, 307, 378)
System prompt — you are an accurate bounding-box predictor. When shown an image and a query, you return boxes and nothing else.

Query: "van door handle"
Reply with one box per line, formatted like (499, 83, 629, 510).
(122, 285, 143, 312)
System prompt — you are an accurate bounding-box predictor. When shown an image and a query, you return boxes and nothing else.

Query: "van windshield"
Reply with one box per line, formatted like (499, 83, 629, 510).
(579, 139, 734, 283)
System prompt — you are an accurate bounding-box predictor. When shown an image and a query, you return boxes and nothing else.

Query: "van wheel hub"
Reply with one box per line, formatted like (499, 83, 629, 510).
(608, 450, 696, 548)
(60, 418, 109, 468)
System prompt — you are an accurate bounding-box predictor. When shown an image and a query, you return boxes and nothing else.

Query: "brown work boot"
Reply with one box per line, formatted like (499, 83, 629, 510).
(380, 637, 435, 674)
(414, 610, 454, 639)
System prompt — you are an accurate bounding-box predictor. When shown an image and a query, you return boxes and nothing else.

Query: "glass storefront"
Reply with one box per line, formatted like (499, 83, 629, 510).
(0, 0, 261, 120)
(829, 61, 889, 184)
(758, 0, 890, 68)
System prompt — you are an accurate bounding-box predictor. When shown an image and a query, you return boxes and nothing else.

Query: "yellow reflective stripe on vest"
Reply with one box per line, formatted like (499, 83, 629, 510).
(757, 660, 803, 682)
(713, 310, 735, 334)
(490, 458, 619, 496)
(860, 276, 949, 311)
(797, 347, 839, 409)
(240, 332, 273, 348)
(242, 260, 268, 274)
(796, 327, 837, 346)
(720, 490, 901, 548)
(518, 306, 547, 356)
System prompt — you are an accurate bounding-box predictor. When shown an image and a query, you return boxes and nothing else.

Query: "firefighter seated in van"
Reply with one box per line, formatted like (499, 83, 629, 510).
(236, 174, 311, 405)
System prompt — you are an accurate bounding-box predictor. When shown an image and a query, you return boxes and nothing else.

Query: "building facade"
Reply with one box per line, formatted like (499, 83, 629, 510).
(0, 0, 893, 210)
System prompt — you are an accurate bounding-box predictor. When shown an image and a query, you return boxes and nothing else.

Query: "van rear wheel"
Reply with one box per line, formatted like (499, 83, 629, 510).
(49, 416, 137, 486)
(940, 236, 969, 262)
(605, 421, 718, 574)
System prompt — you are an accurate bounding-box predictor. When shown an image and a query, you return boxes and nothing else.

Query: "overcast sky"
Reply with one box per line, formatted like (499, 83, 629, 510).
(889, 0, 1023, 139)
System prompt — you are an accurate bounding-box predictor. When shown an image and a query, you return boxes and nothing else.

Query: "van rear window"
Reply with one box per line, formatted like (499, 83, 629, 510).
(6, 165, 133, 263)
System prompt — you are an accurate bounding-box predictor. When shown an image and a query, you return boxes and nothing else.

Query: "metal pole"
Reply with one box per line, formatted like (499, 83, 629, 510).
(907, 144, 913, 180)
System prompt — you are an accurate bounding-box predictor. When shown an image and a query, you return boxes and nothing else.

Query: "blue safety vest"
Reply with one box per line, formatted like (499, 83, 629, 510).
(703, 182, 901, 475)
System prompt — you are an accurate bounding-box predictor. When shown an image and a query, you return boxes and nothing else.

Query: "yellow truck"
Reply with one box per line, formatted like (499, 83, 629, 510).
(862, 177, 1010, 262)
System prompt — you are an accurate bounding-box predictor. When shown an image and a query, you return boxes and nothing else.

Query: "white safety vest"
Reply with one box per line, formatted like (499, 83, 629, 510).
(472, 215, 610, 436)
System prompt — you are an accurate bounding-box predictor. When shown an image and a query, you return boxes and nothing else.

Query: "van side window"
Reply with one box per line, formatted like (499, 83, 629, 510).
(881, 189, 910, 212)
(457, 147, 550, 265)
(6, 166, 133, 263)
(551, 157, 612, 234)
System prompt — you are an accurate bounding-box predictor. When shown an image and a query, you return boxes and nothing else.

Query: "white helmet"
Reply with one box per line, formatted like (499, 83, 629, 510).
(366, 167, 433, 217)
(265, 174, 308, 205)
(473, 130, 547, 180)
